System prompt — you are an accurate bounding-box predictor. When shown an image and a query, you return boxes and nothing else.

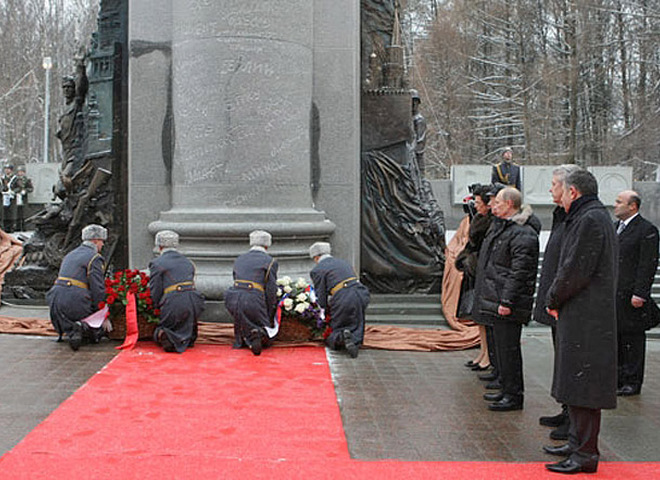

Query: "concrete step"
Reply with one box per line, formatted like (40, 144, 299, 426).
(366, 294, 447, 327)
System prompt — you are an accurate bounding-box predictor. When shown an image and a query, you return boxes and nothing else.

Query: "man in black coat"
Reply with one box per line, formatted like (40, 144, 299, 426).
(613, 190, 660, 396)
(491, 147, 521, 191)
(225, 230, 278, 356)
(533, 164, 581, 439)
(309, 242, 370, 358)
(473, 187, 540, 411)
(149, 230, 205, 353)
(544, 170, 617, 474)
(47, 224, 107, 351)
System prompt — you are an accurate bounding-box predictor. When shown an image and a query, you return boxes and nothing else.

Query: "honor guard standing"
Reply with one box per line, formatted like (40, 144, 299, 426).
(1, 163, 17, 232)
(13, 165, 34, 231)
(47, 224, 107, 351)
(149, 230, 205, 353)
(309, 242, 370, 358)
(491, 147, 521, 191)
(225, 230, 279, 356)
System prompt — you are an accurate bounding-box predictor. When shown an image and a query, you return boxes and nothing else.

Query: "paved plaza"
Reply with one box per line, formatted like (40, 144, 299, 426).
(1, 305, 659, 463)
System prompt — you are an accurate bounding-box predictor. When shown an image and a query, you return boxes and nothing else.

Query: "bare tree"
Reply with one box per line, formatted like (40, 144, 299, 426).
(0, 0, 99, 166)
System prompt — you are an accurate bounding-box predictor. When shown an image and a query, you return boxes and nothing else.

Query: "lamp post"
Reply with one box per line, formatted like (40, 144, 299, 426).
(42, 56, 53, 163)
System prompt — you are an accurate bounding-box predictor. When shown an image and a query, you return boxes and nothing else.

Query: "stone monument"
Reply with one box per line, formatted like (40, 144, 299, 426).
(129, 1, 360, 318)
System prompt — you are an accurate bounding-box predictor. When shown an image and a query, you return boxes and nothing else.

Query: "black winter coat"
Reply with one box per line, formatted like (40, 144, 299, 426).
(532, 206, 567, 327)
(615, 214, 660, 333)
(455, 212, 493, 279)
(473, 205, 540, 326)
(546, 195, 618, 409)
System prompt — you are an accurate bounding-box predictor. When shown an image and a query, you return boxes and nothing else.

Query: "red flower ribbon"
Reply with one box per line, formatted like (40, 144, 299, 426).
(116, 292, 139, 350)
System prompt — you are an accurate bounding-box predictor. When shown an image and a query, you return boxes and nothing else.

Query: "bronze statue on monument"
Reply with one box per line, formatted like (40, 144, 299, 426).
(3, 50, 116, 301)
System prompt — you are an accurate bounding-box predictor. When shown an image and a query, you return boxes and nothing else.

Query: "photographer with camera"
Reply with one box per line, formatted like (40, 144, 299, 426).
(455, 183, 501, 372)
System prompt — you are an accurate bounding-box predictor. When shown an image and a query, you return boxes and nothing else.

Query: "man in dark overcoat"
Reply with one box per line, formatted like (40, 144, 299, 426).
(544, 169, 618, 474)
(309, 242, 370, 359)
(613, 190, 660, 396)
(47, 224, 107, 351)
(473, 187, 539, 411)
(225, 230, 278, 356)
(533, 164, 581, 440)
(149, 230, 205, 353)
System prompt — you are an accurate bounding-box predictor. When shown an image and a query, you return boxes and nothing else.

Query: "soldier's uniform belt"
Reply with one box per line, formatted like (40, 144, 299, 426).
(330, 276, 358, 296)
(234, 280, 264, 292)
(164, 281, 195, 295)
(55, 276, 88, 289)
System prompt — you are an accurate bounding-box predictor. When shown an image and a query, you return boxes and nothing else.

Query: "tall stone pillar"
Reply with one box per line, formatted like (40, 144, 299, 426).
(147, 1, 335, 305)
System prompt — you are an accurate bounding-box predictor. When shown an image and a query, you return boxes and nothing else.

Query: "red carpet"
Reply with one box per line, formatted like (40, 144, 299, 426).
(0, 344, 657, 479)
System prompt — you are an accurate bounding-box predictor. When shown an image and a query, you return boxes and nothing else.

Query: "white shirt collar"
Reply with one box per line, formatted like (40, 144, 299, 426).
(622, 212, 639, 227)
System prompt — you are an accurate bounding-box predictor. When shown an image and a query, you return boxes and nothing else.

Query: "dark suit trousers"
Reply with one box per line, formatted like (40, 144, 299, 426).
(568, 406, 600, 464)
(485, 325, 499, 375)
(492, 321, 523, 397)
(618, 331, 646, 388)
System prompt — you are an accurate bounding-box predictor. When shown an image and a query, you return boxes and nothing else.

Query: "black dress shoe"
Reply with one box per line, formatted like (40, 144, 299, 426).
(343, 329, 359, 358)
(464, 360, 476, 368)
(543, 444, 572, 457)
(550, 421, 570, 440)
(471, 364, 490, 371)
(485, 380, 502, 390)
(540, 408, 568, 427)
(488, 395, 523, 412)
(617, 385, 641, 396)
(545, 457, 597, 474)
(478, 372, 498, 381)
(483, 391, 503, 402)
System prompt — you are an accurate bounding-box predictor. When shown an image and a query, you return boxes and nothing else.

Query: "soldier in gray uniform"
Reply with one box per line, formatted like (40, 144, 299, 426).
(46, 224, 107, 351)
(149, 230, 205, 353)
(225, 230, 278, 356)
(309, 242, 370, 358)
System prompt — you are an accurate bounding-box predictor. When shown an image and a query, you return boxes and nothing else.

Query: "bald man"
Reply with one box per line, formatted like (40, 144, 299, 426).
(613, 190, 660, 396)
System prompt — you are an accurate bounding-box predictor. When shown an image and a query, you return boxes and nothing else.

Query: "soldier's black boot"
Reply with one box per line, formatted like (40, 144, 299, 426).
(249, 329, 262, 356)
(68, 322, 83, 351)
(343, 329, 359, 359)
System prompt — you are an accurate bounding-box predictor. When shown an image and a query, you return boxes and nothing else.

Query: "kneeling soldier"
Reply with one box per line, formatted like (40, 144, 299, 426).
(149, 230, 205, 353)
(309, 242, 370, 358)
(47, 224, 107, 351)
(225, 230, 278, 356)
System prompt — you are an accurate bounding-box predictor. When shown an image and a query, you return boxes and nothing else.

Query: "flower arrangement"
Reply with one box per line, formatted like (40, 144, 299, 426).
(276, 276, 326, 339)
(100, 269, 160, 324)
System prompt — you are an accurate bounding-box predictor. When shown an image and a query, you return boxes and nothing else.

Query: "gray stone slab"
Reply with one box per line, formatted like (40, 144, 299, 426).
(24, 163, 60, 204)
(451, 165, 492, 204)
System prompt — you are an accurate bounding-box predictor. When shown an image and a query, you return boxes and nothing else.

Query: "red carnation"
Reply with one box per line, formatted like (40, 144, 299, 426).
(98, 301, 106, 309)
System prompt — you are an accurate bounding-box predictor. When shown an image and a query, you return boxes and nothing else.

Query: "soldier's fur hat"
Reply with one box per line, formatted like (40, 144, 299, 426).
(309, 242, 331, 259)
(155, 230, 179, 248)
(249, 230, 272, 248)
(81, 224, 108, 241)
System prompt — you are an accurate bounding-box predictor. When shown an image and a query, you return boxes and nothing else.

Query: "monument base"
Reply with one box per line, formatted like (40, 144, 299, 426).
(148, 207, 335, 301)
